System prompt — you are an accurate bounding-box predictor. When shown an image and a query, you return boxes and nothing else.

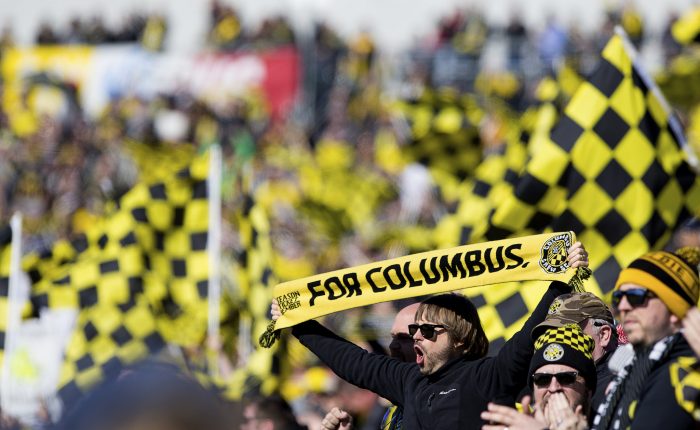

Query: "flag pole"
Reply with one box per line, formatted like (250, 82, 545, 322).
(1, 213, 22, 412)
(207, 145, 223, 343)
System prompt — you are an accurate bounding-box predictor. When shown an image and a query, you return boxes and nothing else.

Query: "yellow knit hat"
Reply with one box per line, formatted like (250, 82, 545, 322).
(614, 247, 700, 318)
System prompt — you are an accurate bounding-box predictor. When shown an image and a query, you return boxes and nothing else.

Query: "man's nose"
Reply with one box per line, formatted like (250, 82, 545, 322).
(548, 378, 563, 392)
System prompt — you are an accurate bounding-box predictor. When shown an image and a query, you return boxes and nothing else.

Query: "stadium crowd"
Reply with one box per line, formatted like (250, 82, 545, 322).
(2, 1, 700, 429)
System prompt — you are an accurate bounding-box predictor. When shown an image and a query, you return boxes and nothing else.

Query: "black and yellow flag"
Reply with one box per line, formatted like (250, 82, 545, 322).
(393, 88, 484, 181)
(485, 31, 700, 296)
(22, 150, 213, 403)
(433, 76, 562, 249)
(232, 190, 290, 396)
(57, 294, 166, 406)
(0, 225, 12, 366)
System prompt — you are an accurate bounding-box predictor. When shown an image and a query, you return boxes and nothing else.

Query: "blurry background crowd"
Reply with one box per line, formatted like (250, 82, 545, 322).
(2, 0, 700, 429)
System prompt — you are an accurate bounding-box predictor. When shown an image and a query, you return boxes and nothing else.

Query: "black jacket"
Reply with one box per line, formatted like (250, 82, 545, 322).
(292, 281, 571, 430)
(592, 350, 614, 412)
(619, 337, 696, 429)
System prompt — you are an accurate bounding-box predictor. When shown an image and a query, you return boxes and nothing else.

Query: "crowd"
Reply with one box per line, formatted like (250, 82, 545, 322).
(2, 1, 700, 429)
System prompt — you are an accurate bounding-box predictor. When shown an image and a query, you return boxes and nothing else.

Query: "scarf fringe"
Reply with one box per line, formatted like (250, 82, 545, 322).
(259, 320, 279, 348)
(568, 266, 591, 292)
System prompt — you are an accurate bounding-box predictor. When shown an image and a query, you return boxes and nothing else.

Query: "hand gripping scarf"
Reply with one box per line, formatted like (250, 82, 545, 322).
(260, 232, 591, 347)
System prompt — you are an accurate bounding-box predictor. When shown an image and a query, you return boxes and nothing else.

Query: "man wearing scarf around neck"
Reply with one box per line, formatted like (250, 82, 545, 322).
(592, 247, 700, 430)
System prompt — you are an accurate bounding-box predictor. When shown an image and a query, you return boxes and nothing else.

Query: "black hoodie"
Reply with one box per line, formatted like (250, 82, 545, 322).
(292, 281, 571, 430)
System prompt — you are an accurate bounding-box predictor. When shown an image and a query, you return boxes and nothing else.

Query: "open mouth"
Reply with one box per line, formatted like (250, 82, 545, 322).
(415, 345, 425, 366)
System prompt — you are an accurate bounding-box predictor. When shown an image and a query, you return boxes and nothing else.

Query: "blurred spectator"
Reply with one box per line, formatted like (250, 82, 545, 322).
(35, 21, 60, 45)
(208, 0, 244, 50)
(55, 362, 230, 430)
(241, 394, 307, 430)
(538, 15, 568, 75)
(505, 13, 528, 74)
(140, 13, 168, 51)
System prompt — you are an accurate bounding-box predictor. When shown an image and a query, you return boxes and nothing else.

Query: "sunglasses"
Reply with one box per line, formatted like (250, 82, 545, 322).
(532, 371, 579, 388)
(408, 323, 446, 338)
(611, 288, 656, 310)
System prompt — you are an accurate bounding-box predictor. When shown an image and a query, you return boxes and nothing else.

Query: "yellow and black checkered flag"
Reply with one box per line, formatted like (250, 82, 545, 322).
(22, 150, 213, 405)
(232, 190, 291, 396)
(393, 88, 484, 180)
(0, 225, 12, 366)
(672, 7, 700, 45)
(485, 30, 700, 296)
(57, 294, 166, 406)
(25, 152, 211, 348)
(125, 154, 211, 347)
(433, 78, 562, 249)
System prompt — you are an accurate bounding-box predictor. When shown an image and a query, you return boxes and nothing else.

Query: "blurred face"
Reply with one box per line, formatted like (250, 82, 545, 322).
(532, 364, 589, 413)
(389, 303, 420, 363)
(240, 405, 273, 430)
(412, 318, 461, 375)
(614, 283, 678, 347)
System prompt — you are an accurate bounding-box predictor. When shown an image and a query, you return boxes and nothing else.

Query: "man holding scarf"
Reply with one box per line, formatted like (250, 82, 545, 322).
(592, 247, 700, 430)
(270, 241, 589, 429)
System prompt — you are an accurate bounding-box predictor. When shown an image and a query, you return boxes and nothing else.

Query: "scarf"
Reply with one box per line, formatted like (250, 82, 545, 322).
(260, 231, 591, 347)
(592, 333, 681, 430)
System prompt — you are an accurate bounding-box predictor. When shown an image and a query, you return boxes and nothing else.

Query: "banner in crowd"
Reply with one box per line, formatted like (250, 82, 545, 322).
(261, 231, 588, 346)
(1, 45, 299, 134)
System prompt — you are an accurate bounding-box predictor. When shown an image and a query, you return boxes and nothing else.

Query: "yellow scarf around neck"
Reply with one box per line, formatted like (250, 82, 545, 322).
(260, 231, 589, 347)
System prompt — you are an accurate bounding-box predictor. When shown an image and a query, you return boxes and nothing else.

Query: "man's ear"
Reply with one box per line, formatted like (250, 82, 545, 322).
(670, 313, 682, 329)
(599, 324, 613, 348)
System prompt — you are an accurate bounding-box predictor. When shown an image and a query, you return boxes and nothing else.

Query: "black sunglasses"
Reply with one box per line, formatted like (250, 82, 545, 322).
(611, 288, 656, 310)
(408, 323, 446, 338)
(532, 371, 579, 388)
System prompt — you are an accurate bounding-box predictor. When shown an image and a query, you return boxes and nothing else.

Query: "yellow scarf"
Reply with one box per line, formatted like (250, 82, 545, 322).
(260, 232, 589, 347)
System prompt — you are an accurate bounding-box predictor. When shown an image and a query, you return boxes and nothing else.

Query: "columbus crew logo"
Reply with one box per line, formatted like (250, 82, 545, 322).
(539, 233, 572, 274)
(548, 298, 562, 315)
(543, 343, 564, 361)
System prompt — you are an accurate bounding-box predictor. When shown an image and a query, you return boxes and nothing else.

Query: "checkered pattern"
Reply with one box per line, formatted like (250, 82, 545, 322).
(393, 88, 484, 181)
(124, 158, 211, 347)
(534, 324, 594, 359)
(486, 34, 700, 297)
(296, 139, 396, 241)
(0, 225, 12, 367)
(233, 190, 290, 396)
(457, 280, 549, 356)
(547, 246, 567, 266)
(21, 151, 213, 403)
(434, 78, 562, 249)
(57, 295, 166, 406)
(26, 154, 211, 348)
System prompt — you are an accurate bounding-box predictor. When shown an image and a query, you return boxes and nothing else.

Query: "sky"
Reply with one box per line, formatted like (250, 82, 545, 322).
(1, 0, 697, 52)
